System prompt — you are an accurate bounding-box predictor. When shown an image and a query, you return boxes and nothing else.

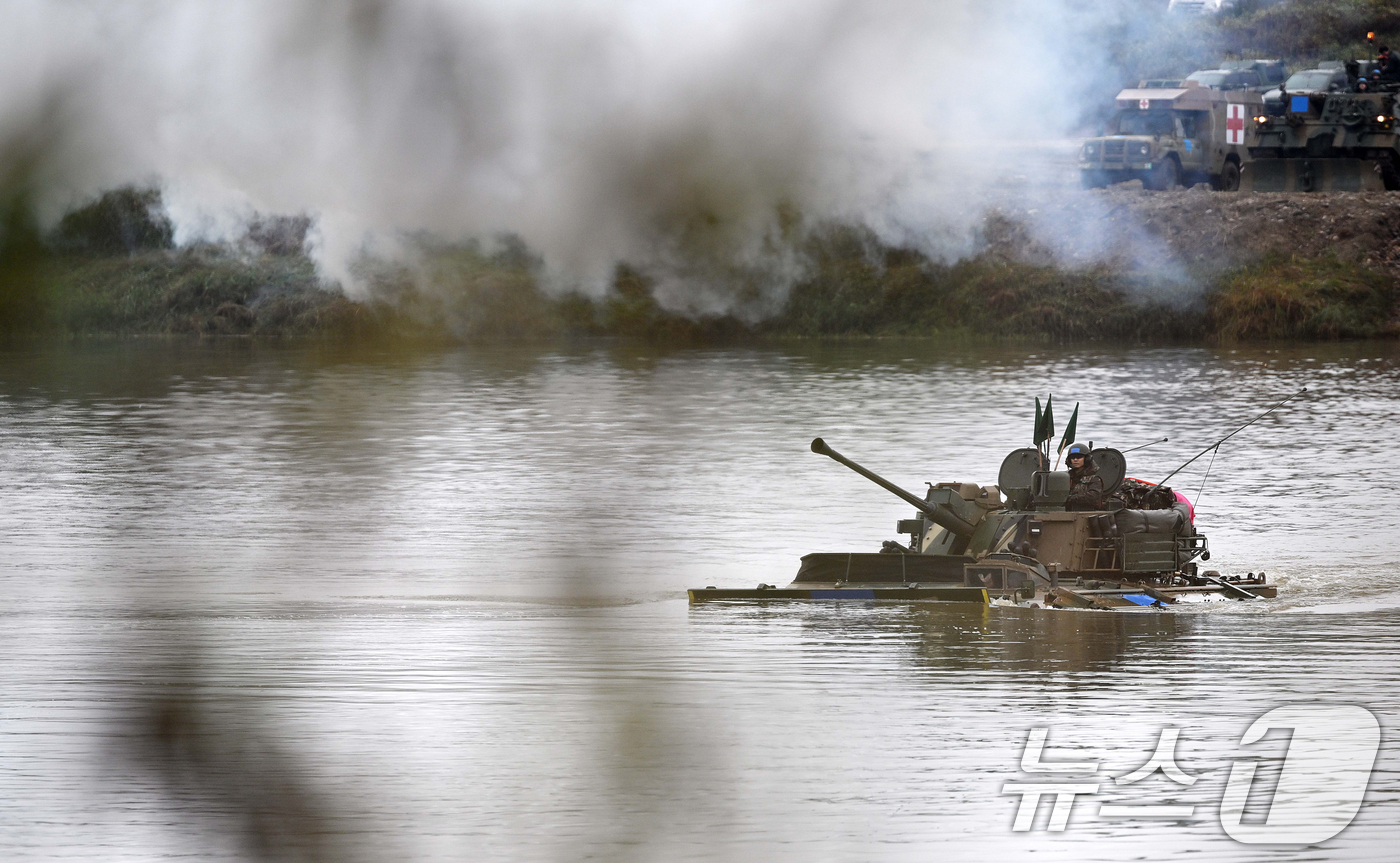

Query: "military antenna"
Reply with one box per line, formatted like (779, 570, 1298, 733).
(1154, 388, 1307, 488)
(1122, 437, 1168, 454)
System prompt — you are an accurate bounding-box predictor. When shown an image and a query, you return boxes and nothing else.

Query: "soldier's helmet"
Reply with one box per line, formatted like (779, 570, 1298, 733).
(1066, 443, 1090, 459)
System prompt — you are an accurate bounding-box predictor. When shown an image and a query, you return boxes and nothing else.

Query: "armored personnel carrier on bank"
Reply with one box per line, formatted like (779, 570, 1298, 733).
(688, 397, 1304, 610)
(1079, 81, 1261, 190)
(1245, 74, 1400, 190)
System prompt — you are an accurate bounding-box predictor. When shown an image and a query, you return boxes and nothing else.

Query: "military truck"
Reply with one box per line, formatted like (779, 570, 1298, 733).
(1080, 81, 1262, 190)
(1222, 59, 1288, 89)
(1245, 83, 1400, 190)
(1183, 67, 1271, 92)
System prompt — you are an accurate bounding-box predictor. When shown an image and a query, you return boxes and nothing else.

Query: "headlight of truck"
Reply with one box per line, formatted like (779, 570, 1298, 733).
(1083, 142, 1098, 157)
(1136, 143, 1151, 157)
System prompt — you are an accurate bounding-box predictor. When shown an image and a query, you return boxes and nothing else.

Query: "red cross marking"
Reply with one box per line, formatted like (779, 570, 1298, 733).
(1226, 104, 1246, 144)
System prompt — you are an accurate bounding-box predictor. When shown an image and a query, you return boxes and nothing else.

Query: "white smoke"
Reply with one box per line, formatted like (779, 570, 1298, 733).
(1, 0, 1162, 311)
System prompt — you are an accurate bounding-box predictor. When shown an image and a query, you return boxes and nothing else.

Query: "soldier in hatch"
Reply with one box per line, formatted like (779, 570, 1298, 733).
(1064, 442, 1105, 511)
(1380, 47, 1398, 81)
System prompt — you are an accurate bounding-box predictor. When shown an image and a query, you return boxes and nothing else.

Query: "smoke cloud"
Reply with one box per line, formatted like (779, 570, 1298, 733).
(1, 0, 1163, 314)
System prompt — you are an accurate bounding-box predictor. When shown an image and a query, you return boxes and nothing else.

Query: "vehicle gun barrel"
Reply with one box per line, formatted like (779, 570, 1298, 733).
(811, 438, 977, 536)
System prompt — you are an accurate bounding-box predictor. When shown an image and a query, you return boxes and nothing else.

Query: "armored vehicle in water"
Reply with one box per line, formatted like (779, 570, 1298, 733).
(689, 439, 1271, 610)
(1080, 81, 1261, 190)
(688, 396, 1307, 610)
(1245, 77, 1400, 190)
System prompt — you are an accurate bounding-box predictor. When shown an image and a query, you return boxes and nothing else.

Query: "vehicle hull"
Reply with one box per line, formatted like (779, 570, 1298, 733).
(1240, 157, 1386, 191)
(688, 586, 990, 603)
(687, 577, 1275, 608)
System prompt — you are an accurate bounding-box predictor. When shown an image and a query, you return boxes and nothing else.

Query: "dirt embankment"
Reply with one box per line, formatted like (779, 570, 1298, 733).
(1113, 188, 1400, 274)
(990, 187, 1400, 278)
(976, 187, 1400, 341)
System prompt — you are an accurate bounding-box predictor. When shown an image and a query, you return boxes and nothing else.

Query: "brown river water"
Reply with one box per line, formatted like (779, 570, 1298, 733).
(2, 338, 1398, 861)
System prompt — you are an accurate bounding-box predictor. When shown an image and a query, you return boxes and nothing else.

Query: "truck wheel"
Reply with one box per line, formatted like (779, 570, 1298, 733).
(1147, 158, 1179, 191)
(1080, 170, 1107, 190)
(1214, 161, 1241, 192)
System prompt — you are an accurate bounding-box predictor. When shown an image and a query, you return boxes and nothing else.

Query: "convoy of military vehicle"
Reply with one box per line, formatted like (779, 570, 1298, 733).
(1079, 43, 1400, 192)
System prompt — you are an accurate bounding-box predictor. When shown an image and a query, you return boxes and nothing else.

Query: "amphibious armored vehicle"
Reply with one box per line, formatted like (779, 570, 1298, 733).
(689, 434, 1276, 611)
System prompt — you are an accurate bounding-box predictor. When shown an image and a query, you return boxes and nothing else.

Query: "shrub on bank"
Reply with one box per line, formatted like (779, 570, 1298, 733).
(766, 225, 1202, 341)
(1207, 255, 1398, 340)
(0, 193, 51, 334)
(357, 242, 561, 342)
(51, 186, 174, 255)
(49, 248, 375, 337)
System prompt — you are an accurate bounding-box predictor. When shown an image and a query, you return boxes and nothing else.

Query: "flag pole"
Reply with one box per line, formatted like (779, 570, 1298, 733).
(1052, 402, 1079, 471)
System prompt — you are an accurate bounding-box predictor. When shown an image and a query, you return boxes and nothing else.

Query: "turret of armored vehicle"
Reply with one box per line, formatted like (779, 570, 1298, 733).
(689, 437, 1275, 610)
(1245, 80, 1399, 190)
(1080, 81, 1261, 190)
(1262, 67, 1350, 113)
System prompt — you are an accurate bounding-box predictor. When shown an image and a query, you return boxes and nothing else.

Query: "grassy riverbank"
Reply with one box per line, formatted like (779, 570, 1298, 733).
(5, 181, 1397, 346)
(17, 231, 1396, 346)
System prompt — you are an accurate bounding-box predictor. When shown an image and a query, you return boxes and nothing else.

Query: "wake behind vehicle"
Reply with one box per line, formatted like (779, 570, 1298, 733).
(1079, 81, 1260, 190)
(689, 395, 1305, 611)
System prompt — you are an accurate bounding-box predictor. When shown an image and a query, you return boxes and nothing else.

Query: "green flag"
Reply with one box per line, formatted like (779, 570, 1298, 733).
(1058, 403, 1080, 454)
(1034, 395, 1056, 445)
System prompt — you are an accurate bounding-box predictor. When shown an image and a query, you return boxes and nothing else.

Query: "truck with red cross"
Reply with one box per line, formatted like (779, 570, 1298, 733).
(1078, 81, 1261, 191)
